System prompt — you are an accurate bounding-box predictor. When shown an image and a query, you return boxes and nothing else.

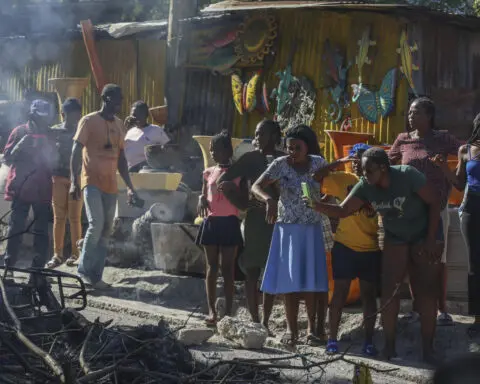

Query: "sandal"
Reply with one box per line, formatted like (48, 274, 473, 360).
(205, 316, 217, 328)
(280, 332, 297, 347)
(362, 343, 379, 357)
(326, 339, 339, 355)
(66, 255, 79, 267)
(46, 256, 63, 269)
(306, 333, 324, 347)
(437, 312, 454, 326)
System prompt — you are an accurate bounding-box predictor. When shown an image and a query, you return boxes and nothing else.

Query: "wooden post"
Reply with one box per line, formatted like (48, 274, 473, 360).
(165, 0, 197, 135)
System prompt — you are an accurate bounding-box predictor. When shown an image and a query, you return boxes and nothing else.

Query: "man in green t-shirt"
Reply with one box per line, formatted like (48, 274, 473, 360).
(306, 147, 443, 365)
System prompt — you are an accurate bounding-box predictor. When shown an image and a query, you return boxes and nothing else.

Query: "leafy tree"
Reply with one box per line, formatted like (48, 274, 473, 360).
(373, 0, 476, 15)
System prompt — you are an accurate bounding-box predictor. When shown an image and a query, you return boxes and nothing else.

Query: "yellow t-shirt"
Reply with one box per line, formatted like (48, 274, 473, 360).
(321, 172, 379, 252)
(74, 112, 125, 194)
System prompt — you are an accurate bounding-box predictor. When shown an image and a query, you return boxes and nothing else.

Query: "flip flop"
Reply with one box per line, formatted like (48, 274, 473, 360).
(326, 339, 339, 355)
(362, 343, 379, 357)
(306, 333, 324, 347)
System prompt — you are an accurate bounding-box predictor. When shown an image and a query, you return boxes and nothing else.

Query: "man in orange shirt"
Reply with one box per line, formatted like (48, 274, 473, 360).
(70, 84, 139, 289)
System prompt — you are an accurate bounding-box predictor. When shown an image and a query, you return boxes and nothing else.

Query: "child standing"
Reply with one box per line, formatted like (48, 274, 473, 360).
(252, 125, 333, 346)
(314, 143, 381, 356)
(196, 130, 247, 326)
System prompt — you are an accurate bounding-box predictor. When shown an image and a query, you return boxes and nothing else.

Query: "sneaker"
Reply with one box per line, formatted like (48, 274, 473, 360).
(92, 280, 111, 290)
(437, 312, 454, 326)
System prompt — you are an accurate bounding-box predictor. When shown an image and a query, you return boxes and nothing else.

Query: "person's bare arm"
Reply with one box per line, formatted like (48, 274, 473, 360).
(218, 153, 251, 184)
(220, 177, 249, 211)
(431, 146, 468, 192)
(197, 177, 209, 218)
(388, 135, 403, 165)
(68, 141, 84, 200)
(252, 173, 278, 224)
(252, 173, 276, 203)
(308, 193, 365, 218)
(312, 157, 352, 182)
(118, 149, 135, 191)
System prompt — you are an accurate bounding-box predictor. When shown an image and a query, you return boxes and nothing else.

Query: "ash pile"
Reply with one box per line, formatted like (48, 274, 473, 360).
(0, 267, 282, 383)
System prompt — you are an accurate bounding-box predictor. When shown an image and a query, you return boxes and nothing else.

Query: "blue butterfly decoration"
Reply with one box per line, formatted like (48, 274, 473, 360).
(351, 68, 397, 124)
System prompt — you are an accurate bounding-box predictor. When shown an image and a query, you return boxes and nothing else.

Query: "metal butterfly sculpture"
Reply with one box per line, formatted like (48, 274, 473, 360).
(351, 68, 398, 124)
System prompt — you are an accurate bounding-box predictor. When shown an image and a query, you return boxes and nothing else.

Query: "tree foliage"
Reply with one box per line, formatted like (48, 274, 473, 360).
(374, 0, 476, 15)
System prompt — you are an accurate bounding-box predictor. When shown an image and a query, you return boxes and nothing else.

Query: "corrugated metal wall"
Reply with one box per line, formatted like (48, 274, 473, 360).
(409, 21, 480, 140)
(230, 9, 409, 160)
(0, 38, 167, 121)
(181, 70, 235, 135)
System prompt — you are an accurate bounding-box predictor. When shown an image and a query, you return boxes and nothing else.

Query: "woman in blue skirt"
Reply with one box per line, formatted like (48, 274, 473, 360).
(252, 125, 333, 346)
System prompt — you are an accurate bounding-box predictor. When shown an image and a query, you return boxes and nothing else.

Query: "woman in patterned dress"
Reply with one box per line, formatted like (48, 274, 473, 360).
(252, 125, 333, 346)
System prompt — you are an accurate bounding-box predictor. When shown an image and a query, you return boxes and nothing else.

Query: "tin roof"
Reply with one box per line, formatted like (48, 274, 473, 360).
(201, 1, 480, 28)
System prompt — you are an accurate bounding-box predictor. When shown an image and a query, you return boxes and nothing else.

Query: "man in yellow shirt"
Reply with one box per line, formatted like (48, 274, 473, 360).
(70, 84, 139, 289)
(316, 143, 381, 356)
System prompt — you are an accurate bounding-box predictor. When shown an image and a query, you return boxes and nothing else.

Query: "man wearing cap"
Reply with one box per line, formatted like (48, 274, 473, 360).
(46, 98, 83, 270)
(70, 84, 139, 289)
(3, 99, 56, 269)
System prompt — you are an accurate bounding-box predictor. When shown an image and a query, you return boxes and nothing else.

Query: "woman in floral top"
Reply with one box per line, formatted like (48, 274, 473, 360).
(252, 125, 333, 346)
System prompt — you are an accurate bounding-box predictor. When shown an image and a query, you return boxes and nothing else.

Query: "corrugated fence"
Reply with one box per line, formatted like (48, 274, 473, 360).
(0, 38, 167, 121)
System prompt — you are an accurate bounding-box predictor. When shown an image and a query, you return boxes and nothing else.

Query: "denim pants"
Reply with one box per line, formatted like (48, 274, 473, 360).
(77, 186, 117, 283)
(4, 199, 51, 268)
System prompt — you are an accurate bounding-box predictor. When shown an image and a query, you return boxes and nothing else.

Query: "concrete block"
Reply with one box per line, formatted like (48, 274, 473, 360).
(178, 327, 214, 346)
(217, 316, 268, 349)
(116, 190, 187, 220)
(151, 222, 204, 274)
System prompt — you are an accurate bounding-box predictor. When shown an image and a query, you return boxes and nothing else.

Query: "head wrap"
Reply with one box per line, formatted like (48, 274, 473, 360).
(349, 143, 371, 157)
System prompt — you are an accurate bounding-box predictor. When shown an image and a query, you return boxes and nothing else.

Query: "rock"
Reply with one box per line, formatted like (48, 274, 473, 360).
(217, 316, 268, 349)
(116, 190, 187, 221)
(178, 327, 214, 346)
(215, 297, 240, 318)
(151, 222, 205, 274)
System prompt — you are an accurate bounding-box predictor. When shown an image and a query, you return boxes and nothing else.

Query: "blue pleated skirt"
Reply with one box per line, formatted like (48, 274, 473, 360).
(260, 223, 329, 294)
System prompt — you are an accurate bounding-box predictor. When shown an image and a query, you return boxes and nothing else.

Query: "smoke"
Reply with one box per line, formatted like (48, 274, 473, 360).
(0, 2, 75, 134)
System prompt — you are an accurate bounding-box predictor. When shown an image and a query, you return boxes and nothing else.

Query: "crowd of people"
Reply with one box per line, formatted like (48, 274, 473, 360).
(196, 96, 480, 365)
(2, 83, 169, 289)
(2, 85, 480, 365)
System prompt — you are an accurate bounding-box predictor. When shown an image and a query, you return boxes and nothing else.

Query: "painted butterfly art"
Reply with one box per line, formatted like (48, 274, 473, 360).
(351, 68, 397, 124)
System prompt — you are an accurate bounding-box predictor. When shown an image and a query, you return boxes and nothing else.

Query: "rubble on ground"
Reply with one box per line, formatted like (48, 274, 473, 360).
(178, 327, 214, 346)
(217, 316, 269, 349)
(0, 267, 284, 383)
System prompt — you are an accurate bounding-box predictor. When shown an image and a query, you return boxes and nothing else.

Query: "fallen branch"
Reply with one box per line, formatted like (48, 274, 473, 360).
(0, 276, 65, 383)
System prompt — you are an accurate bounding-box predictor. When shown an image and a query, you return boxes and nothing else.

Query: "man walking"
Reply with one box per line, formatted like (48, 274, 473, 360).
(70, 84, 139, 289)
(3, 99, 55, 269)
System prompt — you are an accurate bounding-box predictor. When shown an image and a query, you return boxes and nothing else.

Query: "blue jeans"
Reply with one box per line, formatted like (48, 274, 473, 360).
(4, 199, 51, 268)
(77, 186, 117, 283)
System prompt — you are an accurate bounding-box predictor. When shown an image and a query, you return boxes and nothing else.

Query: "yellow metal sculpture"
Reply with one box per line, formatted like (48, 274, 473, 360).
(234, 14, 277, 65)
(397, 30, 419, 97)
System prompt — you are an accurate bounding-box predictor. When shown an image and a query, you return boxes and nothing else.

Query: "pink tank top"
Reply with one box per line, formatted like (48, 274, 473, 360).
(204, 166, 240, 217)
